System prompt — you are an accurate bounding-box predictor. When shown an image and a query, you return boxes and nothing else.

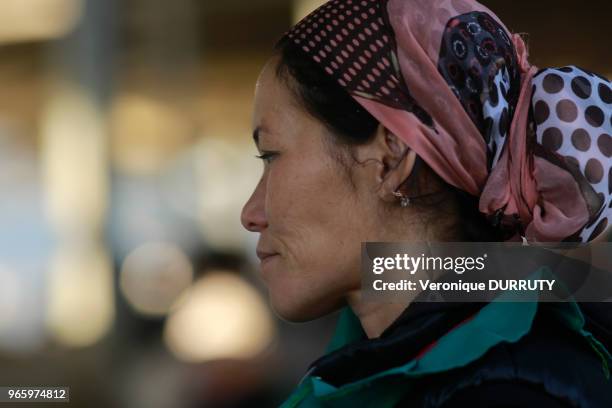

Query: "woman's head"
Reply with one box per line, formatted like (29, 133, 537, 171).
(241, 42, 479, 321)
(241, 0, 611, 321)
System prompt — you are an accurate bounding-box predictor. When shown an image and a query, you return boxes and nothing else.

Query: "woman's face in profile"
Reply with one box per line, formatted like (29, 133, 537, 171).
(241, 57, 376, 322)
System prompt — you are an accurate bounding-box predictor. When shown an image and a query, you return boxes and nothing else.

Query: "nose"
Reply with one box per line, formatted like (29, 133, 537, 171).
(241, 177, 268, 233)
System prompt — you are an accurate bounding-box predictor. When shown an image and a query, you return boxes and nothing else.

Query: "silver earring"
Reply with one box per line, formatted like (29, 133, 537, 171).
(393, 190, 411, 208)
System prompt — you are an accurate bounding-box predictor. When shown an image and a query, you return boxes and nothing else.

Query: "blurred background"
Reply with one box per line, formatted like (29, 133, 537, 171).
(0, 0, 609, 406)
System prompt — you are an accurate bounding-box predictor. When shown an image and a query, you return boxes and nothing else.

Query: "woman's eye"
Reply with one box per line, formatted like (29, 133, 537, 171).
(255, 152, 277, 164)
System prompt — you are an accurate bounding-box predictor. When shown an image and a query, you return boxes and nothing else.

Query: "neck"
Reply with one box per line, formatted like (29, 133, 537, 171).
(346, 290, 411, 338)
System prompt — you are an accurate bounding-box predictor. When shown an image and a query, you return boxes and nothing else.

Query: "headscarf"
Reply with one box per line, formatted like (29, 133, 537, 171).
(283, 0, 611, 243)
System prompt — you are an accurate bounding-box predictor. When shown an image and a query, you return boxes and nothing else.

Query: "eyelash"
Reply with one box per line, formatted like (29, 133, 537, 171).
(255, 152, 277, 164)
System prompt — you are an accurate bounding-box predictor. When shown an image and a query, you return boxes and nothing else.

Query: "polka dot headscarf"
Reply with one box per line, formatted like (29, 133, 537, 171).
(284, 0, 611, 243)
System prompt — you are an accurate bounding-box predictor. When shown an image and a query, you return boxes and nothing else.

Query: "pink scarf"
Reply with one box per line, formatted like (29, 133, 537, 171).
(286, 0, 610, 242)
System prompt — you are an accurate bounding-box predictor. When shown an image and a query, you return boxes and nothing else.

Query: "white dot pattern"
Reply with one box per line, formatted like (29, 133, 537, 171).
(532, 66, 611, 241)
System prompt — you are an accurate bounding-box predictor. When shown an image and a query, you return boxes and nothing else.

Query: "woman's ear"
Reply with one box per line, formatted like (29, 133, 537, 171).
(379, 145, 417, 203)
(352, 124, 418, 202)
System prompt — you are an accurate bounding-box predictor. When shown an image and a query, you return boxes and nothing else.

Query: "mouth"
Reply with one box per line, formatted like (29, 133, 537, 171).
(257, 251, 280, 277)
(256, 250, 279, 262)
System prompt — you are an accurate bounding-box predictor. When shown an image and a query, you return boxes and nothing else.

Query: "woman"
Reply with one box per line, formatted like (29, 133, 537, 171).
(241, 0, 612, 406)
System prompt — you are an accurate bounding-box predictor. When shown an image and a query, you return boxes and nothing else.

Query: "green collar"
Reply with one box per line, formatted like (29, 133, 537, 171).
(283, 300, 538, 408)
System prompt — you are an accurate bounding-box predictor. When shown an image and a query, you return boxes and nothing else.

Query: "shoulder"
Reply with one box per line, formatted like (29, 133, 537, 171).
(396, 308, 612, 408)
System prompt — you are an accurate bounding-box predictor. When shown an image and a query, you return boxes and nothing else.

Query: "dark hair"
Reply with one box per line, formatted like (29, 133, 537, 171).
(273, 36, 505, 242)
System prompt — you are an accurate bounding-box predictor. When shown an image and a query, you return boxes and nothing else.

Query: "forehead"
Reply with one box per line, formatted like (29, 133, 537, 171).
(253, 58, 305, 128)
(255, 59, 290, 107)
(251, 56, 339, 151)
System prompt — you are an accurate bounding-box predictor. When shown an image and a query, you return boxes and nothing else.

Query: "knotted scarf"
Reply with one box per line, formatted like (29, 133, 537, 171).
(284, 0, 611, 242)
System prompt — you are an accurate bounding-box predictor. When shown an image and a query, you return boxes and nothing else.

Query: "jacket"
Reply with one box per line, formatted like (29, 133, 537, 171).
(280, 291, 612, 407)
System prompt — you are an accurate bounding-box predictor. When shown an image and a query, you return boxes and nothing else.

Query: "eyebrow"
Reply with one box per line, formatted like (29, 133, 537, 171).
(252, 127, 260, 148)
(253, 126, 268, 149)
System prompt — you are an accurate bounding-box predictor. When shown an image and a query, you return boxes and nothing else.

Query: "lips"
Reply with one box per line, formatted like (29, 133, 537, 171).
(256, 249, 279, 262)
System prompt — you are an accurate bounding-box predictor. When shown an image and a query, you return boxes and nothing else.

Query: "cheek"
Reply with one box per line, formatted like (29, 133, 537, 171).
(266, 156, 360, 263)
(262, 158, 364, 320)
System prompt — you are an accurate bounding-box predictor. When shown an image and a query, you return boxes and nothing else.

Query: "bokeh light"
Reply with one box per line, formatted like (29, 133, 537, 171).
(163, 271, 275, 363)
(0, 0, 83, 45)
(40, 81, 108, 235)
(46, 243, 114, 348)
(119, 242, 194, 317)
(110, 92, 196, 176)
(292, 0, 326, 24)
